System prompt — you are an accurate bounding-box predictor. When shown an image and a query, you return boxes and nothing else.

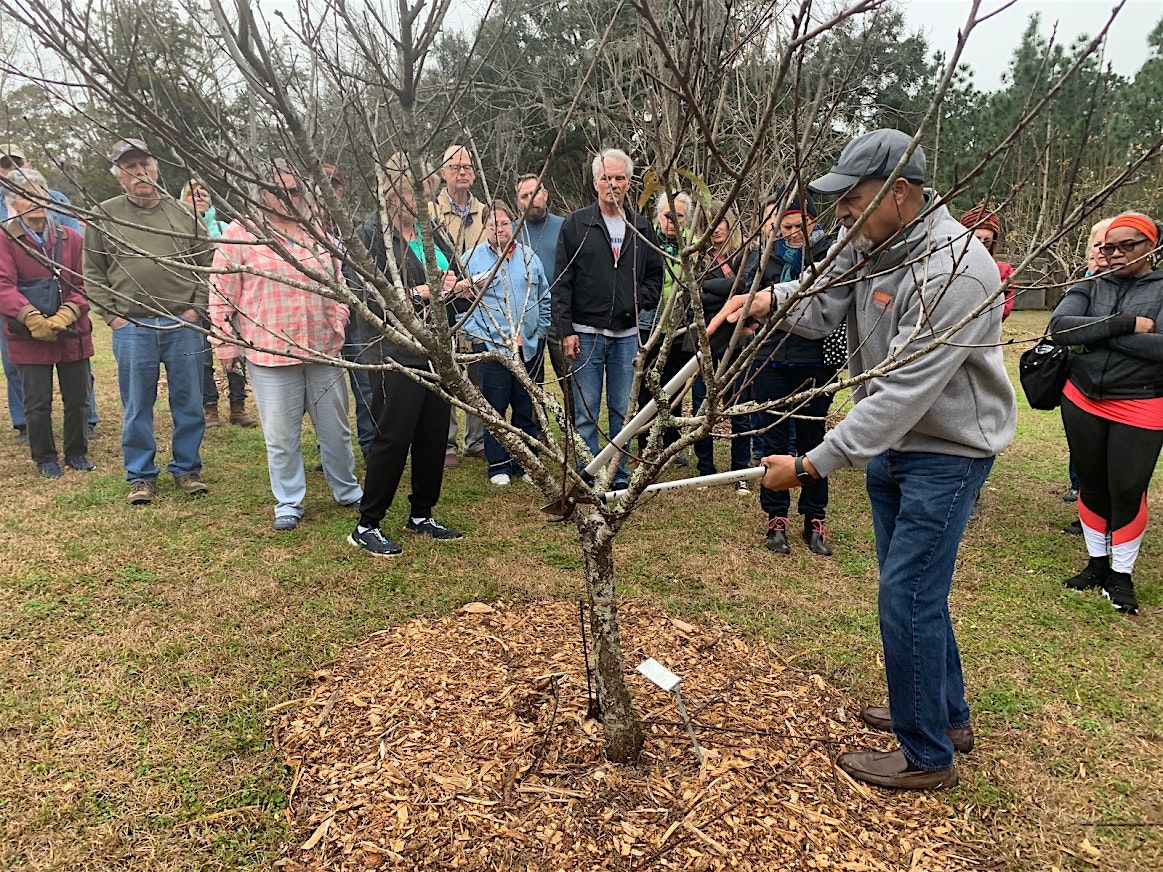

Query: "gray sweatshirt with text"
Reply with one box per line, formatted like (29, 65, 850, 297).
(765, 197, 1016, 477)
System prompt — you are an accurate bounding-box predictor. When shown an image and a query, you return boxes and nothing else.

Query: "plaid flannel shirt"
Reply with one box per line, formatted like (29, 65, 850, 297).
(211, 223, 348, 367)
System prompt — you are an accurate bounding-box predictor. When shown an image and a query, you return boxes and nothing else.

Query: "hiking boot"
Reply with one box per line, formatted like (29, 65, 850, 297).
(405, 517, 464, 540)
(229, 400, 257, 427)
(348, 526, 402, 557)
(836, 749, 958, 791)
(765, 516, 790, 554)
(1102, 571, 1139, 615)
(1064, 556, 1109, 590)
(127, 480, 157, 505)
(860, 705, 975, 754)
(65, 455, 95, 472)
(204, 404, 221, 427)
(803, 518, 833, 556)
(174, 473, 210, 496)
(37, 459, 64, 479)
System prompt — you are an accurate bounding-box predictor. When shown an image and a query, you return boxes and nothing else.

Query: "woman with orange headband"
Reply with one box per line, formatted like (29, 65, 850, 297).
(1048, 211, 1163, 615)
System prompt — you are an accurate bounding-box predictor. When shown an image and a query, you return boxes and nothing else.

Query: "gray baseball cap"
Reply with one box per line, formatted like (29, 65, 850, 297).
(809, 129, 926, 195)
(109, 137, 151, 164)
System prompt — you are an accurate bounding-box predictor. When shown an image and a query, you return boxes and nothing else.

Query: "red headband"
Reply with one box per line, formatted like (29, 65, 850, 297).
(1106, 214, 1158, 245)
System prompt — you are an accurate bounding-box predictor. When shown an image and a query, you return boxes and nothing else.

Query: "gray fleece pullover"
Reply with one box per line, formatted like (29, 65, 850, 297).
(765, 196, 1017, 477)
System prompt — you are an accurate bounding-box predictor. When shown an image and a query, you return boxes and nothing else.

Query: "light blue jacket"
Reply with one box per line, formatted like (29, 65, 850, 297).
(464, 240, 550, 363)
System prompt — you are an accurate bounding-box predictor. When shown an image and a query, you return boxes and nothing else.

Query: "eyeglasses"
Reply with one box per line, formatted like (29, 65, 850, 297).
(447, 163, 473, 173)
(1097, 238, 1151, 256)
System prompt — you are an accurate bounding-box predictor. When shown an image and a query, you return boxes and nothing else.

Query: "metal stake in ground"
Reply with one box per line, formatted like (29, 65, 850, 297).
(579, 599, 602, 720)
(637, 658, 703, 766)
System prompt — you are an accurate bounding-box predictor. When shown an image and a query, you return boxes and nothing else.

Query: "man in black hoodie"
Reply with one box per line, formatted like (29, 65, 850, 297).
(552, 148, 663, 485)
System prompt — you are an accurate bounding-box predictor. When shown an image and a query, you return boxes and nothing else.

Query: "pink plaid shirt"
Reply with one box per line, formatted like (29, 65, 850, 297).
(210, 223, 348, 367)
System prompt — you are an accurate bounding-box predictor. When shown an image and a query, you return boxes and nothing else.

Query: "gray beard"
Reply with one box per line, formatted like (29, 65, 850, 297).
(849, 233, 875, 254)
(524, 205, 547, 221)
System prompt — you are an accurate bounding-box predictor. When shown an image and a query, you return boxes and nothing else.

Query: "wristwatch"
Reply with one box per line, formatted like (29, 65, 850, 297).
(794, 455, 815, 486)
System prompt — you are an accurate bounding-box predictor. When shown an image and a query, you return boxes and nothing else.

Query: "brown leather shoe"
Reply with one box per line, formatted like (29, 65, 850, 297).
(465, 448, 486, 459)
(860, 705, 975, 754)
(836, 749, 958, 790)
(203, 404, 221, 427)
(444, 452, 459, 468)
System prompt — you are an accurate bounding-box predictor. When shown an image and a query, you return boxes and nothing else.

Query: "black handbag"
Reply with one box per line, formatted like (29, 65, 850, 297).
(5, 230, 64, 336)
(1019, 340, 1069, 410)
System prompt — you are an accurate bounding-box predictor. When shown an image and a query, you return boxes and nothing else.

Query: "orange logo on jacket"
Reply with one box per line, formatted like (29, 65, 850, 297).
(872, 290, 893, 309)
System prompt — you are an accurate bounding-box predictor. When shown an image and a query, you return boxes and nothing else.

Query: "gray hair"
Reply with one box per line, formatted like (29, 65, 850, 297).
(655, 191, 692, 219)
(2, 166, 49, 212)
(591, 148, 633, 182)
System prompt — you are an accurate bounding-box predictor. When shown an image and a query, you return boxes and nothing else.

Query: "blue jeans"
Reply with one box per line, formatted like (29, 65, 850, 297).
(247, 360, 362, 520)
(691, 354, 755, 475)
(3, 329, 98, 429)
(865, 450, 993, 770)
(570, 331, 638, 481)
(477, 343, 543, 477)
(341, 321, 375, 453)
(111, 317, 205, 481)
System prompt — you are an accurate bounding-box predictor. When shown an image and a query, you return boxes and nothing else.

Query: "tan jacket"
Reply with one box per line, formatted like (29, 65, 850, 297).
(428, 190, 488, 255)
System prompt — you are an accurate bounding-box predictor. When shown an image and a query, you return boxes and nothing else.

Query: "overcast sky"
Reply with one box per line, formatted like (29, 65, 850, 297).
(901, 0, 1160, 89)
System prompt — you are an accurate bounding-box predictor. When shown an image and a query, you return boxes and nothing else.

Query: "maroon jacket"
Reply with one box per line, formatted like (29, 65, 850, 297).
(0, 219, 93, 365)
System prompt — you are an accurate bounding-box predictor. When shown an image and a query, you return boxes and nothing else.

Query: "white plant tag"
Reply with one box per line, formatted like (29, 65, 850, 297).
(636, 658, 681, 692)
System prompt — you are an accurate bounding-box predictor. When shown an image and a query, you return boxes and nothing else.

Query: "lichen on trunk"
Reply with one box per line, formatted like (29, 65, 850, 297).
(577, 512, 644, 764)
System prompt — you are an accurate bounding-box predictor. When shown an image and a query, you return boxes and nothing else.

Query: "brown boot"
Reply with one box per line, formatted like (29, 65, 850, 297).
(229, 401, 257, 428)
(204, 404, 221, 427)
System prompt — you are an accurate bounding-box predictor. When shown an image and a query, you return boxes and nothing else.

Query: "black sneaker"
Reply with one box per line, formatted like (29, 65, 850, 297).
(405, 517, 464, 540)
(1102, 571, 1139, 614)
(1064, 556, 1108, 590)
(348, 526, 402, 557)
(1062, 519, 1083, 535)
(65, 455, 96, 472)
(37, 459, 64, 479)
(1062, 486, 1079, 502)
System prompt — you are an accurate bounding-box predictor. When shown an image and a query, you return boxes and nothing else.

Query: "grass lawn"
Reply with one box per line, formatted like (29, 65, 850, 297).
(0, 310, 1159, 870)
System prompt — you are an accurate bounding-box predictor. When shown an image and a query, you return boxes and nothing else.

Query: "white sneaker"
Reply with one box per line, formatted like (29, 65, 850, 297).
(489, 473, 511, 487)
(520, 473, 534, 484)
(735, 481, 751, 495)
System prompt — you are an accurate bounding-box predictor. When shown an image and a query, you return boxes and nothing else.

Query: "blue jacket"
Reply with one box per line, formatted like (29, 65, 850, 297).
(464, 241, 550, 363)
(0, 189, 81, 233)
(516, 212, 564, 281)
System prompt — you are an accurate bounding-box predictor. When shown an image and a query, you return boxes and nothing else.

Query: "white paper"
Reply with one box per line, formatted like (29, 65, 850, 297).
(636, 658, 681, 692)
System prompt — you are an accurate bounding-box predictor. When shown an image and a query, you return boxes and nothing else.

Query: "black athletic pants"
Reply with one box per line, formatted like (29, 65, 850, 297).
(359, 367, 451, 527)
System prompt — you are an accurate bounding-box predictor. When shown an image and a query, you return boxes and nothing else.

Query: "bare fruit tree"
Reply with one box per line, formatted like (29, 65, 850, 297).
(1, 0, 1160, 764)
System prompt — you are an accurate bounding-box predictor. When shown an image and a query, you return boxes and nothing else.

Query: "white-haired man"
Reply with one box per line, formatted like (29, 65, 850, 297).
(552, 148, 663, 486)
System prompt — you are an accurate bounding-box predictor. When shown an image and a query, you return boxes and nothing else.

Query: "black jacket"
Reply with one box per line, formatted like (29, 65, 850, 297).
(552, 203, 663, 337)
(742, 231, 837, 365)
(352, 213, 461, 367)
(1049, 269, 1163, 400)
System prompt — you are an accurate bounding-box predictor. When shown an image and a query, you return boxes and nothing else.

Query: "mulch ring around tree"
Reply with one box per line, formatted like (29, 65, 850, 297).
(273, 601, 986, 871)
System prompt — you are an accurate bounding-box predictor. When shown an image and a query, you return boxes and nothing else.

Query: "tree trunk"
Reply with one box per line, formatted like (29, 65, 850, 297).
(579, 517, 644, 764)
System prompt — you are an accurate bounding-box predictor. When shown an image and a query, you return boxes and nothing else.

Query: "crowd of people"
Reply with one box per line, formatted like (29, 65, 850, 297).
(0, 128, 1159, 791)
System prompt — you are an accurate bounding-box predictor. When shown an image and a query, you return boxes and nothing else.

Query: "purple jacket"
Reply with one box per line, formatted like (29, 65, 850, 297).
(0, 220, 93, 365)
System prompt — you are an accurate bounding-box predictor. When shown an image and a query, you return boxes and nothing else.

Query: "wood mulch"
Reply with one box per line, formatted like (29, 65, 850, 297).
(273, 601, 987, 870)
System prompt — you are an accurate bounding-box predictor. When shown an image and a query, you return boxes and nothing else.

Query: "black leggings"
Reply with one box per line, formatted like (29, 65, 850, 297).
(359, 367, 451, 527)
(1061, 395, 1163, 538)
